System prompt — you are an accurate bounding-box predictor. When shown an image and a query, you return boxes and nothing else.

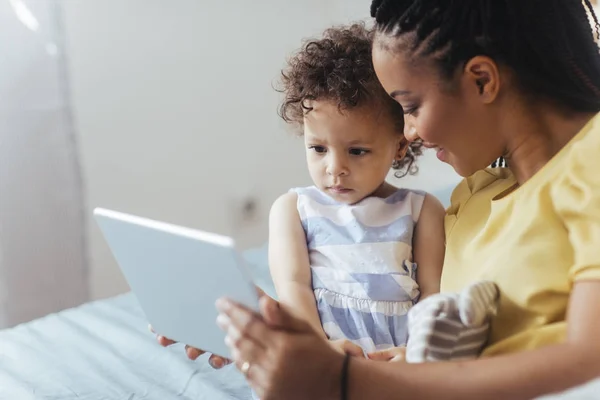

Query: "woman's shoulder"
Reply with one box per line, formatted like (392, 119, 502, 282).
(552, 112, 600, 211)
(562, 112, 600, 169)
(551, 113, 600, 283)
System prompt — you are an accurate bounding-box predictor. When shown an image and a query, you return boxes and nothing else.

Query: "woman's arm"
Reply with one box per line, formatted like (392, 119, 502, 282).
(217, 280, 600, 400)
(348, 280, 600, 400)
(412, 193, 446, 300)
(268, 192, 325, 337)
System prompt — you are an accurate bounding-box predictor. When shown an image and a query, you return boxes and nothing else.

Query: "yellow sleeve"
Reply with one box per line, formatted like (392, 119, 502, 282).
(554, 121, 600, 282)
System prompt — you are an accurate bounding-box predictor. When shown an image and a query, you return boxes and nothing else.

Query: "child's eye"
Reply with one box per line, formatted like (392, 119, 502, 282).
(309, 145, 327, 154)
(349, 148, 370, 156)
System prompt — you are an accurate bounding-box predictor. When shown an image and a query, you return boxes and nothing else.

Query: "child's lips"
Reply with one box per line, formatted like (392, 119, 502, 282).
(329, 186, 353, 194)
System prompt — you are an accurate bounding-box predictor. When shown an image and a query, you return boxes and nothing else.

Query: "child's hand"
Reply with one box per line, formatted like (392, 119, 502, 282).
(328, 338, 365, 357)
(367, 346, 407, 363)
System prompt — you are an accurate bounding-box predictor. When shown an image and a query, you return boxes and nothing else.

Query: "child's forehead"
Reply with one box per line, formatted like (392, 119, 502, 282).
(303, 100, 396, 142)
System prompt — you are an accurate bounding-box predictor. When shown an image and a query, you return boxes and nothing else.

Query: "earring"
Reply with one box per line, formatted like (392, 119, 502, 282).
(392, 159, 401, 169)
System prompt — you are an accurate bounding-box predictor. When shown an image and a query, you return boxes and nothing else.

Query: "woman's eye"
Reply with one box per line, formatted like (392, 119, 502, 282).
(309, 145, 327, 153)
(349, 148, 370, 156)
(402, 105, 419, 116)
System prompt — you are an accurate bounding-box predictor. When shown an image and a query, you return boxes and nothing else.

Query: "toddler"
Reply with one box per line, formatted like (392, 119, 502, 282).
(269, 23, 446, 358)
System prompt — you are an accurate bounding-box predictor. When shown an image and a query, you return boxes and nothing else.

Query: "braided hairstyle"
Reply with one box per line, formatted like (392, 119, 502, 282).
(278, 22, 422, 177)
(370, 0, 600, 114)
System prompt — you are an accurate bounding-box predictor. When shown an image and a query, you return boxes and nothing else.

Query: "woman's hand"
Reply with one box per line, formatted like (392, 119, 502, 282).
(216, 295, 346, 400)
(150, 325, 232, 368)
(367, 346, 407, 362)
(151, 286, 269, 369)
(328, 338, 365, 358)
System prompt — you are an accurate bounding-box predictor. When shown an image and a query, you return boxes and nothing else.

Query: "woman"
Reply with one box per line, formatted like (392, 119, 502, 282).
(159, 1, 600, 398)
(212, 1, 600, 399)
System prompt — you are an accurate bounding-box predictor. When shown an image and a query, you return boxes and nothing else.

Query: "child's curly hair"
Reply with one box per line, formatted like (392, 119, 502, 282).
(278, 22, 422, 177)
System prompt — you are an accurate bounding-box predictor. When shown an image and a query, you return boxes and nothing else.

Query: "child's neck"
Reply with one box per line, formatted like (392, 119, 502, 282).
(369, 182, 398, 199)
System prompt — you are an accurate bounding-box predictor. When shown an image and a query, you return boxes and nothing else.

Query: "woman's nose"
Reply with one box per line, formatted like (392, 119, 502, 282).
(404, 122, 419, 142)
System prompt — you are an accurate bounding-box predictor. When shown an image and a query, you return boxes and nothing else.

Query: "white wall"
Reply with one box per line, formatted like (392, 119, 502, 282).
(63, 0, 342, 300)
(63, 0, 460, 301)
(0, 0, 87, 327)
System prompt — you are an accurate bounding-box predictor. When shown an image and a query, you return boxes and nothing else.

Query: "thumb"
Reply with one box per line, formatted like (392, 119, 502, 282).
(259, 296, 313, 332)
(341, 341, 365, 358)
(255, 286, 267, 298)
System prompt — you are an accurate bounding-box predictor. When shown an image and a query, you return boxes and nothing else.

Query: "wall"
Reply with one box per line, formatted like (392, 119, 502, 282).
(63, 0, 342, 300)
(0, 0, 87, 327)
(63, 0, 461, 301)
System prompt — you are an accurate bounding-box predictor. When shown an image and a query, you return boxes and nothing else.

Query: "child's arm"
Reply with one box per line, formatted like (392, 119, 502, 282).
(413, 194, 446, 300)
(268, 192, 327, 338)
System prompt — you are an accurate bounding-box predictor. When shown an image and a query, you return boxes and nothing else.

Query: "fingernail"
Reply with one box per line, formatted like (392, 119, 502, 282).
(210, 358, 223, 369)
(216, 313, 230, 329)
(215, 298, 231, 312)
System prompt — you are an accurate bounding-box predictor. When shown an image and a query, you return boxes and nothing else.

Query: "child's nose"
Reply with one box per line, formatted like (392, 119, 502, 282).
(326, 156, 348, 176)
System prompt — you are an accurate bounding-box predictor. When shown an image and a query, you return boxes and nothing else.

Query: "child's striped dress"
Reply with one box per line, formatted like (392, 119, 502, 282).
(292, 186, 425, 352)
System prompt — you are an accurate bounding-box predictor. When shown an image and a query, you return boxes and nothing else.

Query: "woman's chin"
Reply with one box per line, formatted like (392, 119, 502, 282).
(447, 159, 478, 178)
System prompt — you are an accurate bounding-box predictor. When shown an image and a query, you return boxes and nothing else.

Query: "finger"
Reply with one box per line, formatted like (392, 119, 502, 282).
(260, 295, 284, 327)
(218, 313, 268, 356)
(226, 334, 267, 379)
(216, 300, 272, 348)
(258, 296, 314, 333)
(390, 353, 406, 363)
(241, 362, 269, 399)
(255, 286, 267, 298)
(157, 335, 177, 347)
(208, 354, 232, 369)
(185, 345, 206, 360)
(342, 341, 365, 358)
(150, 325, 177, 347)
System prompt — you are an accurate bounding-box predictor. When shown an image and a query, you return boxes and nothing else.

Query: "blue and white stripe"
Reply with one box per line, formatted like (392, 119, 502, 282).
(293, 186, 425, 352)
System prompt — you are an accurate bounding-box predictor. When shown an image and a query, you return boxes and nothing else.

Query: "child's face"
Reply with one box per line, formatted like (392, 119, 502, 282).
(303, 100, 403, 205)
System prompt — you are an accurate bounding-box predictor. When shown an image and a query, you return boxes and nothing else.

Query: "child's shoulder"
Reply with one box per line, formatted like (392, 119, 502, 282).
(384, 186, 444, 222)
(270, 186, 328, 215)
(287, 186, 339, 205)
(380, 185, 428, 205)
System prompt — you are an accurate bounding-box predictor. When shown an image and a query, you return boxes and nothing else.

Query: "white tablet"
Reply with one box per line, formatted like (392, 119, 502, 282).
(93, 208, 259, 359)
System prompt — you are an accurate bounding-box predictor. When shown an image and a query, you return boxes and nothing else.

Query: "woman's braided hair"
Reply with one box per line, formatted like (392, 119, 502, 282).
(278, 22, 422, 177)
(370, 0, 600, 113)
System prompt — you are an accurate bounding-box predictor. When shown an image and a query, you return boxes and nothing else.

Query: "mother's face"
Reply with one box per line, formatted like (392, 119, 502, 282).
(372, 39, 505, 177)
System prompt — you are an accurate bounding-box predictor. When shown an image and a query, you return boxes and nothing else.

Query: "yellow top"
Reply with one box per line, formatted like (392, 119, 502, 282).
(442, 113, 600, 356)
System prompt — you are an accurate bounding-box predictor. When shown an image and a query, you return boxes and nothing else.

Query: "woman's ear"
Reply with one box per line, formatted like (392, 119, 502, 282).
(464, 56, 501, 104)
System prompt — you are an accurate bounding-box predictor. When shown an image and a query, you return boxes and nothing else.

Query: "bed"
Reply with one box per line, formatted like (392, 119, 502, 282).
(0, 293, 251, 400)
(0, 246, 273, 400)
(1, 244, 598, 400)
